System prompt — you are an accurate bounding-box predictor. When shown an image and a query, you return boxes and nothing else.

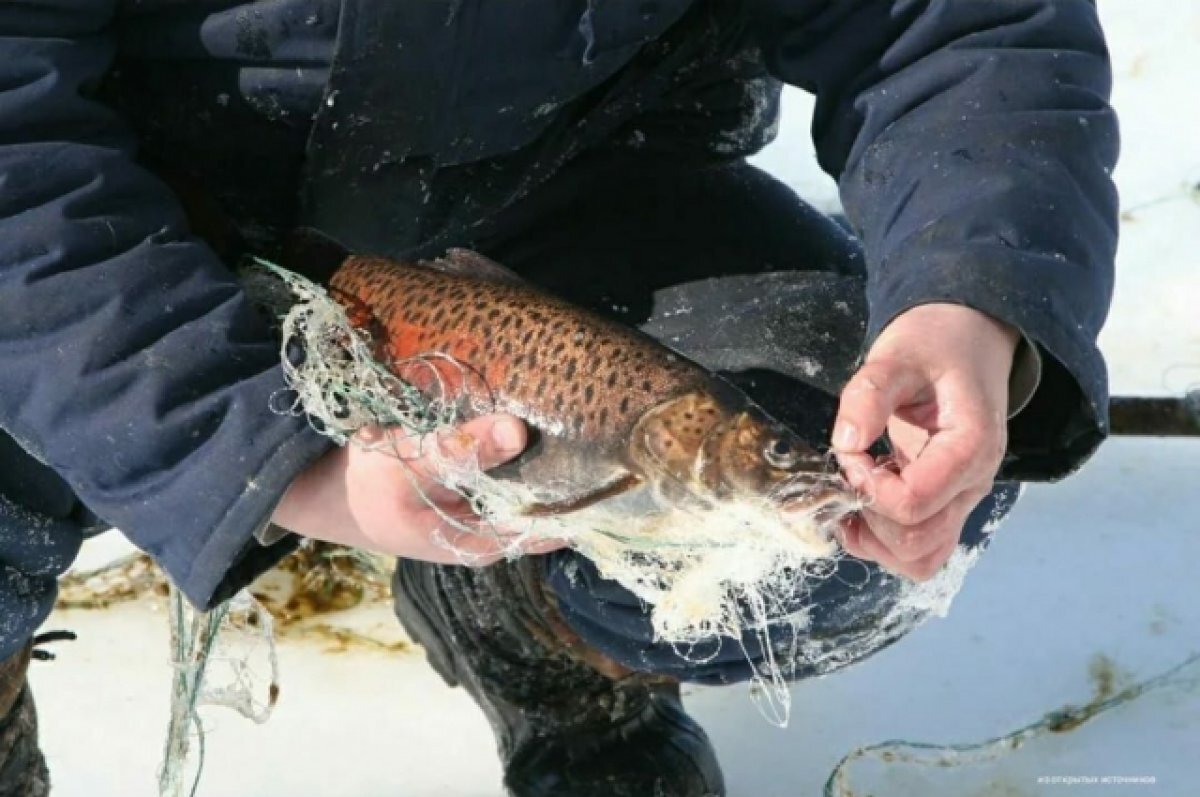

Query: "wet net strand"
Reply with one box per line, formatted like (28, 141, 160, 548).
(822, 650, 1200, 796)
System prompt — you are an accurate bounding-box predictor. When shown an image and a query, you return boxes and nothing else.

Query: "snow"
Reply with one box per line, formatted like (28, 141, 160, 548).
(31, 3, 1199, 795)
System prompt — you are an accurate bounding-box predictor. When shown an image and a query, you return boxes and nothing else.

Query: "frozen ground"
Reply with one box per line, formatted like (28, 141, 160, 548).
(32, 4, 1199, 796)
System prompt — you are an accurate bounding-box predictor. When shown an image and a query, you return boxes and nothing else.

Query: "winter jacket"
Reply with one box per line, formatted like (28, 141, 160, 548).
(0, 1, 1117, 659)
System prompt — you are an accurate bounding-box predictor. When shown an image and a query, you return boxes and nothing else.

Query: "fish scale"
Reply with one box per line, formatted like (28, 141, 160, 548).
(329, 254, 708, 443)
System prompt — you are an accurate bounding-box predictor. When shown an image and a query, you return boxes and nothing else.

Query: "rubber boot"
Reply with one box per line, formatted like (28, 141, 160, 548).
(392, 557, 726, 797)
(0, 642, 49, 797)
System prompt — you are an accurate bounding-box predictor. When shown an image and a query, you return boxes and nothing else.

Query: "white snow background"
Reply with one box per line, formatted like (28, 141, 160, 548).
(31, 4, 1199, 796)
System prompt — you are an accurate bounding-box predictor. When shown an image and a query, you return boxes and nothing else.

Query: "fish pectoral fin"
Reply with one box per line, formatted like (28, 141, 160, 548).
(423, 249, 526, 284)
(521, 472, 643, 517)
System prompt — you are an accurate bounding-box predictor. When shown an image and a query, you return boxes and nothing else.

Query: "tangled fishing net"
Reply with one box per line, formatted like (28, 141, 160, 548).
(159, 588, 278, 797)
(245, 260, 902, 723)
(59, 543, 396, 796)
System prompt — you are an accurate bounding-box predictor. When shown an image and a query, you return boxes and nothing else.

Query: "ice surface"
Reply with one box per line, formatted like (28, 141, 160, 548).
(32, 3, 1199, 795)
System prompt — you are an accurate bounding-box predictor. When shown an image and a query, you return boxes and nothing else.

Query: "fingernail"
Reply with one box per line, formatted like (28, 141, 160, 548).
(491, 419, 524, 453)
(833, 422, 859, 450)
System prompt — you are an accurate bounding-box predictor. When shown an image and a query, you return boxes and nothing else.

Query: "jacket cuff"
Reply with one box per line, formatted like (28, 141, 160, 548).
(866, 253, 1108, 482)
(175, 423, 333, 610)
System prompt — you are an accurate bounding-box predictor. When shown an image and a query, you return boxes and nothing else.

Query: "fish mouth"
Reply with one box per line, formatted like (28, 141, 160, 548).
(771, 473, 860, 548)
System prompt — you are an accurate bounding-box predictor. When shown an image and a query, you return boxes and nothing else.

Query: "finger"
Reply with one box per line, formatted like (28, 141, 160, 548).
(882, 425, 1000, 526)
(428, 522, 517, 566)
(846, 518, 961, 581)
(832, 360, 932, 454)
(859, 486, 986, 564)
(902, 536, 962, 582)
(883, 416, 928, 468)
(853, 485, 990, 579)
(845, 422, 994, 527)
(835, 450, 877, 495)
(860, 506, 952, 564)
(841, 519, 907, 575)
(520, 536, 571, 556)
(413, 414, 527, 474)
(835, 515, 871, 560)
(344, 428, 474, 509)
(450, 414, 528, 469)
(379, 415, 529, 505)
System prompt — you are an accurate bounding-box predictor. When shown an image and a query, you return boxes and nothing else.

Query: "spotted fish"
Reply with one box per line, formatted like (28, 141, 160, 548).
(321, 244, 852, 532)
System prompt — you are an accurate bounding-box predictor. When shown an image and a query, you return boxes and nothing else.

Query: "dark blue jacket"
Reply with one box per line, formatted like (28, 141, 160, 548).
(0, 1, 1117, 638)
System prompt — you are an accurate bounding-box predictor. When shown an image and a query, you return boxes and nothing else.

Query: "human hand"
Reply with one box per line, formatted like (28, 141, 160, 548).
(832, 304, 1019, 580)
(271, 414, 566, 565)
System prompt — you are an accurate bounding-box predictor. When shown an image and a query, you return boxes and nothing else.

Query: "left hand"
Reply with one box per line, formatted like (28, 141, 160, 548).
(832, 303, 1019, 580)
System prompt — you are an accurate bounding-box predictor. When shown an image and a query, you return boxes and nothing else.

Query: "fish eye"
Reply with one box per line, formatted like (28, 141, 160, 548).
(763, 437, 802, 470)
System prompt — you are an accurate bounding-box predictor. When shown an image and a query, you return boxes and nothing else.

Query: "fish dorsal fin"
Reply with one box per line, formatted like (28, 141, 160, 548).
(422, 248, 525, 284)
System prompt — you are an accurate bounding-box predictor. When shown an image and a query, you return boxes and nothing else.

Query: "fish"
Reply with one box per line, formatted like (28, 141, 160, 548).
(306, 238, 854, 545)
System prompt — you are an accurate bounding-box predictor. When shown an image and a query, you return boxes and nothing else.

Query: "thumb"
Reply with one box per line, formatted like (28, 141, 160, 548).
(446, 414, 529, 470)
(833, 360, 930, 453)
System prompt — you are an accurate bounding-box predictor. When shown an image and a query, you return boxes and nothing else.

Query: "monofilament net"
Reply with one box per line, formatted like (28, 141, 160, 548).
(238, 261, 984, 727)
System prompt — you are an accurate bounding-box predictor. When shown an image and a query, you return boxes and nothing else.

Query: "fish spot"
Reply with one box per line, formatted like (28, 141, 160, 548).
(619, 396, 630, 414)
(565, 360, 577, 380)
(584, 384, 594, 404)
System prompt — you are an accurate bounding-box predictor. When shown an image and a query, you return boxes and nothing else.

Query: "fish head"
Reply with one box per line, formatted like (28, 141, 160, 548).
(628, 386, 858, 551)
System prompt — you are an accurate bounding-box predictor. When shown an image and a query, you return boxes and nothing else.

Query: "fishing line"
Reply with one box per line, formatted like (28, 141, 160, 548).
(158, 587, 278, 797)
(822, 651, 1200, 796)
(57, 544, 392, 797)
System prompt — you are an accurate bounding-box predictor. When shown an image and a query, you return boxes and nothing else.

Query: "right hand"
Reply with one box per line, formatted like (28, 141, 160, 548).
(271, 414, 566, 565)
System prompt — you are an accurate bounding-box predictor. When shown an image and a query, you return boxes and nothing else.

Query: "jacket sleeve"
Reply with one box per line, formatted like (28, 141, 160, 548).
(752, 0, 1120, 481)
(0, 3, 333, 608)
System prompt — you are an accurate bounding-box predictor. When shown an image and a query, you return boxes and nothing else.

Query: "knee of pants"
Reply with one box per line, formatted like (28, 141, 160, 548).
(0, 495, 84, 662)
(543, 481, 1021, 684)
